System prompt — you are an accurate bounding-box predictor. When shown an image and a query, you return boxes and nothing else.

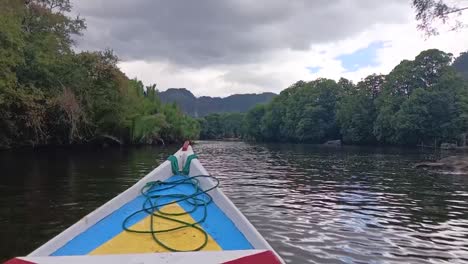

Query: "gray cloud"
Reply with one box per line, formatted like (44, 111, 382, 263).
(71, 0, 411, 67)
(222, 69, 284, 89)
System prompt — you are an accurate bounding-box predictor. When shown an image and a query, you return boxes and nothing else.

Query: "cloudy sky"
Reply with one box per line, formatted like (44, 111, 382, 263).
(71, 0, 468, 97)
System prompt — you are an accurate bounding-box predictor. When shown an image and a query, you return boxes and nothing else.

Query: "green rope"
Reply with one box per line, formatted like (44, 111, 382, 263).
(167, 155, 180, 175)
(122, 174, 219, 252)
(167, 154, 198, 175)
(182, 154, 198, 175)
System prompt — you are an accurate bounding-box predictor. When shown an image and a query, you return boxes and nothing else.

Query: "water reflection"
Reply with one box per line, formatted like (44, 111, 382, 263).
(197, 141, 468, 263)
(1, 142, 468, 263)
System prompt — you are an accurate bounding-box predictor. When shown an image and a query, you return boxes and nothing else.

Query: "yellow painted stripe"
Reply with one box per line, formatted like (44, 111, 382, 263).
(89, 203, 222, 255)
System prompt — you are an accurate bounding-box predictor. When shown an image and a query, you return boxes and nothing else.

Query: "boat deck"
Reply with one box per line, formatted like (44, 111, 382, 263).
(52, 175, 253, 255)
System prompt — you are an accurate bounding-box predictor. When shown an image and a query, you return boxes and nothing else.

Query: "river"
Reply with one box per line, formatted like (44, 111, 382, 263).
(1, 141, 468, 263)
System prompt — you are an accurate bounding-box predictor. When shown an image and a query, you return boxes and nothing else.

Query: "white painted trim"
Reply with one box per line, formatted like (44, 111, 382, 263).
(22, 250, 267, 264)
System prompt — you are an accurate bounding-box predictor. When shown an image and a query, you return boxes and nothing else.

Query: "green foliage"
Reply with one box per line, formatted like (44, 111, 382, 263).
(199, 113, 245, 139)
(453, 52, 468, 80)
(337, 78, 378, 144)
(395, 72, 468, 145)
(234, 49, 468, 147)
(132, 114, 167, 144)
(0, 0, 199, 148)
(158, 103, 200, 143)
(243, 79, 341, 143)
(373, 49, 464, 145)
(244, 104, 267, 141)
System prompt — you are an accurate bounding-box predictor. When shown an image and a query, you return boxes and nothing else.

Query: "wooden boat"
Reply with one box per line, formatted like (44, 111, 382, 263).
(6, 142, 283, 264)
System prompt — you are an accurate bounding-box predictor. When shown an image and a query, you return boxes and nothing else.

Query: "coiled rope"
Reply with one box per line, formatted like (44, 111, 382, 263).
(122, 155, 219, 252)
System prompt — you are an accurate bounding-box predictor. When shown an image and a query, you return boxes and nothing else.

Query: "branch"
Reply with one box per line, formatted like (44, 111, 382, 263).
(443, 6, 468, 15)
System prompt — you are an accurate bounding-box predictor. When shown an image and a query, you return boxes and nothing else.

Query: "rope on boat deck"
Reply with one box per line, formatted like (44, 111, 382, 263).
(121, 155, 220, 252)
(167, 154, 198, 175)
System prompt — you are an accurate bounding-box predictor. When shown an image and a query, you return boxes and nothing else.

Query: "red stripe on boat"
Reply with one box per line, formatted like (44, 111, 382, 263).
(3, 258, 36, 264)
(182, 140, 190, 151)
(223, 250, 282, 264)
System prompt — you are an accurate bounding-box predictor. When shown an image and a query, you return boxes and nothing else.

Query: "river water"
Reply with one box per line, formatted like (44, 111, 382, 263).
(1, 141, 468, 263)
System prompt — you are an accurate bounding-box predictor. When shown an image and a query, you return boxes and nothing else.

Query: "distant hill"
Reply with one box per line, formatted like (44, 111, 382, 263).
(158, 88, 276, 117)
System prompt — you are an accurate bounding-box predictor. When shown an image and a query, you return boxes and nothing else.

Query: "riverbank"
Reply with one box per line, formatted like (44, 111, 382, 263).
(0, 2, 200, 151)
(0, 140, 182, 152)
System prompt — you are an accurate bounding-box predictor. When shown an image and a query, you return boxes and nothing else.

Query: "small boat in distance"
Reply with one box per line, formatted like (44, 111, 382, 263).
(6, 141, 283, 264)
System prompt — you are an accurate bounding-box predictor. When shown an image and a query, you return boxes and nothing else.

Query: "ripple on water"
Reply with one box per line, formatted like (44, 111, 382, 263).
(1, 142, 468, 263)
(197, 141, 468, 264)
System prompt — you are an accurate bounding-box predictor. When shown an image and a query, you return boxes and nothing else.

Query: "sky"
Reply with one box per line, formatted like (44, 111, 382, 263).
(70, 0, 468, 97)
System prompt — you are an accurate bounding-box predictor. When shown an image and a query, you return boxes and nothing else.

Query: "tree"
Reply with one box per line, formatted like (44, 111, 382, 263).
(243, 104, 266, 141)
(453, 51, 468, 80)
(222, 113, 245, 138)
(0, 0, 26, 147)
(337, 76, 381, 144)
(260, 104, 283, 141)
(292, 79, 341, 142)
(338, 77, 355, 96)
(412, 0, 468, 36)
(393, 75, 467, 146)
(0, 0, 201, 148)
(242, 79, 341, 143)
(198, 113, 245, 140)
(374, 49, 466, 145)
(358, 74, 385, 99)
(201, 48, 468, 147)
(200, 113, 222, 139)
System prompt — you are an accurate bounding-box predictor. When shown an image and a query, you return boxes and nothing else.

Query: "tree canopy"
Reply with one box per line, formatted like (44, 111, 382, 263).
(200, 49, 468, 147)
(3, 0, 468, 149)
(198, 113, 245, 140)
(0, 0, 199, 149)
(453, 52, 468, 80)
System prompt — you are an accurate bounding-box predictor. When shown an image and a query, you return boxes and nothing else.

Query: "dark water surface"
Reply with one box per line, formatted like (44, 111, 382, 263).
(1, 141, 468, 263)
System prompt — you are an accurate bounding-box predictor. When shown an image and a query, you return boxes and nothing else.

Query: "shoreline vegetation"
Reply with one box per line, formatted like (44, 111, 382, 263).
(2, 1, 468, 151)
(199, 50, 468, 149)
(0, 0, 199, 150)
